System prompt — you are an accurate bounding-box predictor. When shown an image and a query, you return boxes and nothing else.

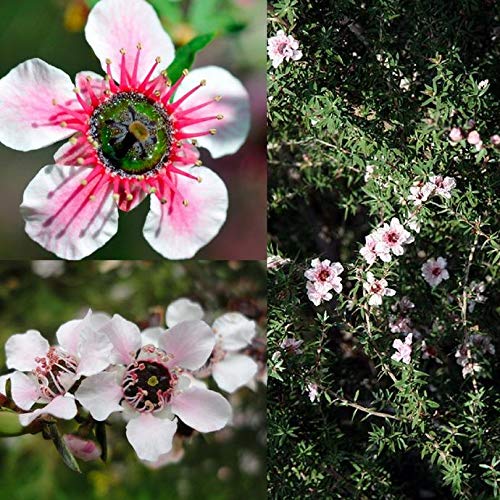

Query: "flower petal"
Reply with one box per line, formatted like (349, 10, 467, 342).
(101, 314, 141, 365)
(212, 354, 258, 393)
(141, 327, 164, 348)
(212, 312, 256, 351)
(75, 372, 123, 421)
(165, 298, 204, 327)
(20, 164, 119, 260)
(175, 66, 250, 158)
(170, 387, 231, 433)
(126, 413, 177, 461)
(77, 327, 113, 378)
(10, 372, 40, 410)
(0, 59, 75, 151)
(85, 0, 175, 83)
(5, 330, 49, 371)
(54, 139, 94, 166)
(159, 321, 215, 371)
(19, 394, 77, 426)
(143, 166, 228, 259)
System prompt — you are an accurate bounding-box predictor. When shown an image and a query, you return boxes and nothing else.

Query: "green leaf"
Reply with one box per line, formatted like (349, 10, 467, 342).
(45, 422, 81, 473)
(0, 409, 24, 437)
(188, 0, 245, 35)
(149, 0, 183, 24)
(86, 0, 100, 7)
(166, 33, 216, 83)
(95, 421, 108, 462)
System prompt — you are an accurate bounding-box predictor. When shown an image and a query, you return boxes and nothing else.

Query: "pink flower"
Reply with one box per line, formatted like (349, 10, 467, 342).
(467, 130, 481, 145)
(421, 257, 449, 287)
(360, 234, 378, 264)
(306, 281, 333, 306)
(0, 0, 250, 260)
(165, 298, 258, 393)
(304, 259, 344, 292)
(64, 434, 101, 461)
(448, 127, 463, 142)
(4, 310, 112, 426)
(307, 382, 319, 402)
(363, 272, 396, 306)
(75, 314, 232, 462)
(376, 218, 413, 257)
(280, 338, 304, 354)
(391, 333, 413, 364)
(267, 30, 303, 68)
(428, 175, 456, 199)
(408, 182, 433, 206)
(490, 134, 500, 146)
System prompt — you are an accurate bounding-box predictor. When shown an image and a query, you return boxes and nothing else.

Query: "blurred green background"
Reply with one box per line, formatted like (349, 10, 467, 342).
(0, 259, 266, 499)
(0, 0, 266, 259)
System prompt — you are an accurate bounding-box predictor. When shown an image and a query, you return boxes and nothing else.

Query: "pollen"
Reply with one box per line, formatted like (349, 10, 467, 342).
(182, 199, 189, 207)
(147, 375, 159, 387)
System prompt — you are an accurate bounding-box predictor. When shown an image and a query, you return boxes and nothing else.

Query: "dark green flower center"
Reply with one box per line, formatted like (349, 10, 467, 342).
(90, 92, 172, 177)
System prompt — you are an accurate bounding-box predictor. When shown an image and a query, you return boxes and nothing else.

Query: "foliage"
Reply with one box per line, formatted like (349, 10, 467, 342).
(268, 0, 499, 498)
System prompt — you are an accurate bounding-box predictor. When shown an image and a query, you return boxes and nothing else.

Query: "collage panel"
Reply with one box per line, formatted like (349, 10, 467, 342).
(268, 0, 499, 498)
(0, 260, 266, 499)
(0, 0, 266, 260)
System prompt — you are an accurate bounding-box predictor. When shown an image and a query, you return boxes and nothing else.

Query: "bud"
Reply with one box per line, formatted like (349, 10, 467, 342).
(64, 434, 101, 461)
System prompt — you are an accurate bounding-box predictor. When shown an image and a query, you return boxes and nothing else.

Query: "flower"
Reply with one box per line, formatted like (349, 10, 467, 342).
(360, 234, 379, 265)
(165, 298, 259, 393)
(306, 281, 333, 306)
(267, 30, 303, 68)
(304, 259, 344, 293)
(4, 310, 112, 426)
(491, 134, 500, 146)
(280, 338, 304, 354)
(391, 333, 413, 364)
(363, 272, 396, 306)
(0, 0, 250, 260)
(31, 260, 65, 278)
(375, 218, 413, 258)
(75, 314, 232, 461)
(468, 281, 487, 312)
(408, 181, 433, 206)
(428, 175, 456, 199)
(448, 127, 463, 142)
(267, 254, 291, 271)
(64, 434, 101, 461)
(364, 164, 376, 182)
(467, 130, 481, 145)
(421, 257, 449, 287)
(307, 382, 319, 402)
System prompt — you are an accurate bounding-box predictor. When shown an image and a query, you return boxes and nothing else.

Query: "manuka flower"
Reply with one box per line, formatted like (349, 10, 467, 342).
(421, 257, 449, 287)
(391, 333, 413, 364)
(0, 0, 250, 259)
(267, 30, 303, 68)
(3, 310, 112, 426)
(363, 272, 396, 306)
(75, 314, 232, 461)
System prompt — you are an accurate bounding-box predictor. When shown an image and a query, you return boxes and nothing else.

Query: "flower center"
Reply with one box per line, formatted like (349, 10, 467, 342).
(318, 269, 330, 281)
(122, 360, 174, 412)
(33, 347, 78, 399)
(89, 92, 172, 177)
(432, 267, 442, 276)
(385, 231, 399, 244)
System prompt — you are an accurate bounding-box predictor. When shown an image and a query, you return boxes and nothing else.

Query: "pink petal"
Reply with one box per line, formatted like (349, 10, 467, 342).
(85, 0, 175, 83)
(64, 434, 101, 461)
(170, 387, 232, 433)
(77, 326, 113, 377)
(56, 311, 91, 356)
(0, 59, 75, 151)
(143, 166, 228, 259)
(159, 320, 215, 371)
(175, 66, 250, 158)
(10, 372, 40, 410)
(212, 354, 258, 393)
(54, 139, 94, 166)
(5, 330, 49, 371)
(20, 164, 119, 260)
(212, 312, 256, 351)
(165, 298, 204, 327)
(101, 314, 141, 365)
(19, 394, 77, 426)
(140, 327, 164, 348)
(126, 413, 177, 461)
(74, 371, 123, 421)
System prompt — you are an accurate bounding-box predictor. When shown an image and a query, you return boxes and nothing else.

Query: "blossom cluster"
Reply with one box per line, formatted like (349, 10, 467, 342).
(267, 30, 303, 68)
(304, 258, 344, 306)
(0, 299, 264, 465)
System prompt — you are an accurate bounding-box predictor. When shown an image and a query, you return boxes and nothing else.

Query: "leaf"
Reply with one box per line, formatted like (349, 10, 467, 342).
(188, 0, 245, 34)
(95, 421, 108, 462)
(149, 0, 183, 24)
(0, 409, 24, 437)
(166, 33, 216, 83)
(45, 422, 81, 473)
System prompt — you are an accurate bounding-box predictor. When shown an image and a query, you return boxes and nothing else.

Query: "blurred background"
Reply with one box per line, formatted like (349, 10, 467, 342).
(0, 260, 266, 499)
(0, 0, 266, 259)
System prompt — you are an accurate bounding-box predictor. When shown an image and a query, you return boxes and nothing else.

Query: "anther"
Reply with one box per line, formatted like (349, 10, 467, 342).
(51, 98, 57, 106)
(112, 193, 120, 202)
(105, 58, 112, 65)
(77, 157, 84, 165)
(195, 160, 202, 166)
(126, 193, 133, 201)
(217, 114, 224, 120)
(89, 195, 96, 201)
(197, 176, 202, 183)
(214, 95, 222, 102)
(69, 137, 78, 145)
(160, 198, 167, 204)
(60, 121, 68, 128)
(209, 129, 217, 135)
(191, 140, 198, 146)
(120, 48, 126, 55)
(73, 87, 80, 94)
(80, 179, 88, 186)
(200, 79, 207, 86)
(137, 42, 143, 50)
(149, 187, 157, 194)
(182, 69, 189, 76)
(155, 56, 161, 64)
(182, 199, 189, 207)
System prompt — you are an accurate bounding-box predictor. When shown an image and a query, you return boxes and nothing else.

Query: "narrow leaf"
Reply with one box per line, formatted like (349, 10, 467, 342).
(45, 422, 81, 473)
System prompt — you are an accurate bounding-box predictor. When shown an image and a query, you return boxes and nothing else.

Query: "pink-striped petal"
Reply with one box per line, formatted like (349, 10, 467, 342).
(10, 372, 40, 410)
(143, 166, 228, 259)
(101, 314, 141, 365)
(20, 164, 118, 260)
(0, 59, 75, 151)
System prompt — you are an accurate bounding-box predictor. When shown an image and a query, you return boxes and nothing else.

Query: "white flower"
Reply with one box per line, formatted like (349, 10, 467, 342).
(363, 272, 396, 306)
(307, 382, 319, 402)
(408, 182, 433, 206)
(304, 258, 344, 293)
(428, 175, 456, 199)
(421, 257, 449, 287)
(31, 260, 65, 278)
(267, 30, 303, 68)
(391, 333, 413, 364)
(375, 218, 413, 257)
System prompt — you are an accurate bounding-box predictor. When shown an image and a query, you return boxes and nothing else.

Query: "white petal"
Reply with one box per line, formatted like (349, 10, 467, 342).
(19, 395, 77, 426)
(170, 387, 231, 433)
(85, 0, 175, 83)
(0, 59, 74, 151)
(75, 372, 123, 421)
(77, 327, 113, 377)
(10, 372, 40, 410)
(126, 413, 177, 461)
(20, 164, 119, 260)
(141, 327, 164, 348)
(0, 374, 10, 396)
(143, 166, 228, 259)
(212, 313, 256, 350)
(175, 66, 250, 158)
(5, 330, 49, 371)
(99, 314, 141, 365)
(165, 298, 204, 327)
(56, 309, 93, 356)
(212, 354, 258, 393)
(159, 321, 215, 370)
